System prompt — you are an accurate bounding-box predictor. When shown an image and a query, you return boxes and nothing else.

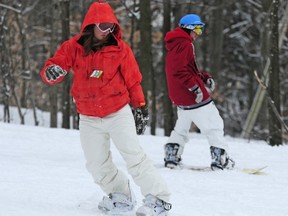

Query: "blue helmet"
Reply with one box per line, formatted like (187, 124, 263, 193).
(179, 14, 205, 30)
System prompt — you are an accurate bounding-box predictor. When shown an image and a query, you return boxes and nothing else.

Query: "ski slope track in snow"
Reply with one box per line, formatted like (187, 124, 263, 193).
(1, 121, 288, 216)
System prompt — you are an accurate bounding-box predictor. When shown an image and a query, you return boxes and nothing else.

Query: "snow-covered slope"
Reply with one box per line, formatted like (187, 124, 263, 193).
(1, 121, 288, 216)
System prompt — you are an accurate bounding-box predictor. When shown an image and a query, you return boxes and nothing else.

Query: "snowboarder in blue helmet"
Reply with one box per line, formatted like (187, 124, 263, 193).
(163, 13, 235, 171)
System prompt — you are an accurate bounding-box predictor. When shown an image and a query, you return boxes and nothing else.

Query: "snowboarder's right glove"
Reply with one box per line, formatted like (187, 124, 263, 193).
(205, 78, 215, 92)
(132, 105, 149, 135)
(45, 65, 67, 82)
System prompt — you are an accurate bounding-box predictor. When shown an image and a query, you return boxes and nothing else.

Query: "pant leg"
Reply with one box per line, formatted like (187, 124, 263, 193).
(79, 114, 129, 196)
(108, 105, 170, 202)
(167, 107, 193, 155)
(190, 102, 228, 152)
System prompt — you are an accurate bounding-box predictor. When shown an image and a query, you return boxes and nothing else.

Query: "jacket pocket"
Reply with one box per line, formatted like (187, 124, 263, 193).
(102, 52, 121, 80)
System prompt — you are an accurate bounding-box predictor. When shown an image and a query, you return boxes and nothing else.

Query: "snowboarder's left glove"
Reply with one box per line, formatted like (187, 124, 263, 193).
(189, 86, 203, 103)
(205, 78, 215, 92)
(132, 105, 149, 135)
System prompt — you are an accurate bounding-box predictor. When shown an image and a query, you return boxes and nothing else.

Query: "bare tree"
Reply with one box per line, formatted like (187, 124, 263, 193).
(49, 0, 60, 128)
(268, 0, 282, 145)
(0, 4, 11, 123)
(139, 0, 155, 133)
(162, 0, 174, 136)
(208, 0, 224, 79)
(16, 1, 39, 126)
(60, 0, 71, 129)
(241, 1, 288, 141)
(0, 2, 25, 124)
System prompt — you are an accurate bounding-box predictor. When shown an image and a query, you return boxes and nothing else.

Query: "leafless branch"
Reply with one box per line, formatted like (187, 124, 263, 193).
(0, 3, 21, 13)
(254, 70, 267, 89)
(254, 70, 288, 133)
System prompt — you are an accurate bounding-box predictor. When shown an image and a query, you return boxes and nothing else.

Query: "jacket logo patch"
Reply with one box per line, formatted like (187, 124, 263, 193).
(90, 70, 103, 78)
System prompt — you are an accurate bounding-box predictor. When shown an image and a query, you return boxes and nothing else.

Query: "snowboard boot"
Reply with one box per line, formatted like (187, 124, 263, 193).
(136, 194, 172, 216)
(98, 182, 136, 215)
(164, 143, 182, 168)
(210, 146, 235, 170)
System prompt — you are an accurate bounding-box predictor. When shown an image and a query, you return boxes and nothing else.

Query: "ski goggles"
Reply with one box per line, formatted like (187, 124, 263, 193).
(96, 23, 115, 33)
(181, 24, 204, 35)
(192, 25, 204, 35)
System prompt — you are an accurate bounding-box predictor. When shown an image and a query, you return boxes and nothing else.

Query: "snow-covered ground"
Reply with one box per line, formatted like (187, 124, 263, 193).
(1, 106, 288, 216)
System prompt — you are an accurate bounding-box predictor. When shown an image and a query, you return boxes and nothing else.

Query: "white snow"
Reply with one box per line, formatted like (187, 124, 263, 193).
(1, 107, 288, 216)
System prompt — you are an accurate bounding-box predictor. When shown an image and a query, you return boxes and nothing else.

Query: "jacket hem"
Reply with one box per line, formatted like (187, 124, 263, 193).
(177, 98, 212, 110)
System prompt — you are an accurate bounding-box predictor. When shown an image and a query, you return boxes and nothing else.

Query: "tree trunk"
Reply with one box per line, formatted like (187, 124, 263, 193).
(49, 0, 59, 128)
(139, 0, 154, 134)
(129, 0, 137, 51)
(16, 4, 39, 126)
(0, 9, 10, 123)
(162, 0, 174, 136)
(209, 0, 224, 79)
(60, 0, 71, 129)
(268, 0, 282, 145)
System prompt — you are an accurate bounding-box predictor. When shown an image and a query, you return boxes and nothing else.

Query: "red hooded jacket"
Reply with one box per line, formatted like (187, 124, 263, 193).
(40, 2, 145, 117)
(165, 27, 212, 108)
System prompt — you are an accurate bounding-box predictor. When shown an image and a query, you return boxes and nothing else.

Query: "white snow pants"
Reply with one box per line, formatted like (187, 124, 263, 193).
(79, 104, 170, 202)
(168, 101, 228, 154)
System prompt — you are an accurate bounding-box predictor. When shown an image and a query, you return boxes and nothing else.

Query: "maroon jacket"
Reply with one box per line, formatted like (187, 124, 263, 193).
(165, 27, 212, 108)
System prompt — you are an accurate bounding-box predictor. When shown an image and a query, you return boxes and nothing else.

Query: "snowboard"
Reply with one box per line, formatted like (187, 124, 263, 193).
(185, 165, 268, 175)
(157, 164, 268, 175)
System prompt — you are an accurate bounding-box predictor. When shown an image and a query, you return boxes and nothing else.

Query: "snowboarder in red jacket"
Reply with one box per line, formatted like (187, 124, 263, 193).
(164, 14, 235, 171)
(40, 2, 171, 215)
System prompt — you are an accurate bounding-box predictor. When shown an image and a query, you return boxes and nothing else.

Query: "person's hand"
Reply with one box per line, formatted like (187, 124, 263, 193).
(45, 65, 67, 82)
(205, 78, 215, 92)
(192, 86, 203, 103)
(132, 105, 149, 135)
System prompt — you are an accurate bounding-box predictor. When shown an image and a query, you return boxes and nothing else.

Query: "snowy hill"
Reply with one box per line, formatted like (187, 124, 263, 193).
(1, 121, 288, 216)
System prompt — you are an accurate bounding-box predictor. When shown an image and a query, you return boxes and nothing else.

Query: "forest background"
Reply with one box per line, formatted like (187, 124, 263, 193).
(0, 0, 287, 145)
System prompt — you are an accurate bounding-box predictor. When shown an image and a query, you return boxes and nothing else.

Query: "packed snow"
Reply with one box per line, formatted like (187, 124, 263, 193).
(1, 106, 288, 216)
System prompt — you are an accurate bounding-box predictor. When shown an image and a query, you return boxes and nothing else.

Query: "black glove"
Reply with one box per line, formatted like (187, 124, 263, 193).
(132, 105, 149, 135)
(45, 65, 67, 82)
